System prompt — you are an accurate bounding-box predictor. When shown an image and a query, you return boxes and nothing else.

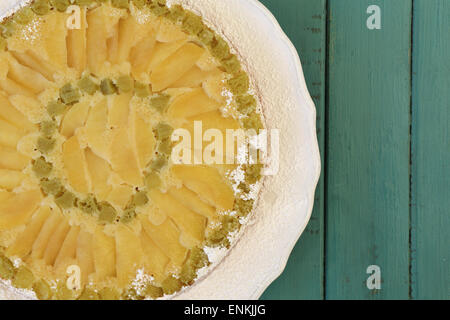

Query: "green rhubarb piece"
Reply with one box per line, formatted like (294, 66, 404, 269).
(50, 0, 70, 12)
(221, 55, 241, 74)
(116, 75, 133, 93)
(0, 255, 15, 280)
(78, 195, 98, 214)
(32, 157, 52, 178)
(31, 0, 51, 16)
(166, 4, 185, 23)
(73, 0, 95, 6)
(55, 189, 77, 209)
(145, 284, 163, 299)
(121, 208, 136, 224)
(182, 11, 203, 35)
(37, 136, 56, 154)
(40, 178, 63, 196)
(14, 8, 34, 25)
(243, 113, 263, 130)
(47, 100, 67, 117)
(234, 198, 254, 218)
(40, 120, 57, 137)
(155, 122, 173, 140)
(144, 171, 161, 189)
(131, 191, 148, 207)
(0, 19, 15, 38)
(131, 0, 146, 9)
(134, 82, 151, 98)
(112, 0, 129, 9)
(236, 94, 256, 114)
(60, 83, 80, 104)
(161, 275, 182, 295)
(227, 71, 249, 96)
(211, 37, 230, 60)
(150, 94, 170, 113)
(100, 79, 117, 95)
(150, 155, 167, 171)
(33, 280, 52, 300)
(148, 2, 169, 16)
(12, 266, 35, 289)
(198, 29, 214, 46)
(158, 139, 172, 155)
(78, 76, 98, 95)
(98, 202, 117, 223)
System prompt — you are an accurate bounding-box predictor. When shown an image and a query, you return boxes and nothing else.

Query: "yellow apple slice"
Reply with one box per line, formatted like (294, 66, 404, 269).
(115, 225, 143, 287)
(168, 88, 220, 119)
(106, 184, 133, 208)
(42, 12, 68, 70)
(171, 165, 235, 210)
(0, 118, 26, 148)
(140, 231, 169, 282)
(0, 169, 25, 189)
(147, 39, 187, 73)
(0, 146, 29, 170)
(67, 8, 87, 76)
(108, 92, 131, 128)
(86, 7, 108, 74)
(85, 98, 109, 159)
(54, 225, 80, 274)
(139, 216, 187, 267)
(62, 135, 91, 194)
(43, 217, 70, 266)
(156, 18, 188, 42)
(110, 127, 142, 186)
(7, 205, 51, 258)
(93, 227, 116, 281)
(76, 229, 95, 285)
(0, 94, 35, 132)
(0, 78, 34, 97)
(130, 108, 155, 171)
(11, 50, 57, 81)
(7, 56, 52, 94)
(85, 148, 112, 200)
(0, 189, 42, 229)
(168, 186, 217, 221)
(60, 100, 90, 138)
(149, 189, 206, 247)
(150, 43, 205, 91)
(31, 209, 63, 260)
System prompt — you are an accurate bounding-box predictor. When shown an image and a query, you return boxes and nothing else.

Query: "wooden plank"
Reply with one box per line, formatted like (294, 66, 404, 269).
(411, 0, 450, 300)
(326, 0, 411, 299)
(259, 0, 326, 300)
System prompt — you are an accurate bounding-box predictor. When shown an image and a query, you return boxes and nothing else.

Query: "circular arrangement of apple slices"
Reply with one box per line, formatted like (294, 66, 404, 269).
(0, 0, 263, 300)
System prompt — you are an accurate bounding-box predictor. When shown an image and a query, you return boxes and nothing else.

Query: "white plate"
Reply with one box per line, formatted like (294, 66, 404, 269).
(0, 0, 321, 300)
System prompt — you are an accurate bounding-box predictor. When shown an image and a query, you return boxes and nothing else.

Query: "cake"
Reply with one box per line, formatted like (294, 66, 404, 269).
(0, 0, 264, 300)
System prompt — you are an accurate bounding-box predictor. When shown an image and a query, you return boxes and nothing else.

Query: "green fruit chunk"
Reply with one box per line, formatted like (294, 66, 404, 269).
(31, 0, 51, 16)
(116, 75, 133, 93)
(221, 55, 241, 74)
(40, 178, 63, 196)
(148, 3, 169, 16)
(47, 100, 67, 117)
(37, 136, 56, 154)
(211, 37, 231, 60)
(198, 29, 214, 46)
(78, 76, 99, 95)
(150, 155, 167, 171)
(150, 94, 170, 113)
(243, 113, 263, 130)
(54, 189, 77, 209)
(155, 122, 173, 140)
(158, 139, 172, 155)
(131, 0, 145, 9)
(234, 198, 254, 218)
(12, 266, 35, 289)
(78, 195, 98, 214)
(144, 171, 161, 189)
(0, 255, 15, 280)
(14, 8, 34, 25)
(78, 288, 99, 300)
(98, 202, 117, 223)
(145, 284, 163, 299)
(40, 120, 57, 137)
(55, 281, 79, 300)
(131, 191, 148, 207)
(32, 157, 53, 178)
(227, 71, 249, 96)
(50, 0, 70, 12)
(0, 19, 15, 38)
(236, 94, 256, 114)
(111, 0, 129, 9)
(161, 275, 182, 295)
(134, 82, 151, 98)
(33, 280, 52, 300)
(166, 4, 185, 23)
(180, 247, 208, 285)
(120, 208, 136, 224)
(100, 79, 117, 95)
(182, 11, 203, 35)
(73, 0, 94, 6)
(60, 84, 80, 104)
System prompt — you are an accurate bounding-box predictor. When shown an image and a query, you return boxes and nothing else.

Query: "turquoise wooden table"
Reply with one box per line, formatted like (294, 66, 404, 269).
(259, 0, 449, 300)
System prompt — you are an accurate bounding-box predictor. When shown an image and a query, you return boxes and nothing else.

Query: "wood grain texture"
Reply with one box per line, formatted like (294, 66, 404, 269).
(411, 0, 450, 300)
(326, 0, 411, 299)
(259, 0, 326, 300)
